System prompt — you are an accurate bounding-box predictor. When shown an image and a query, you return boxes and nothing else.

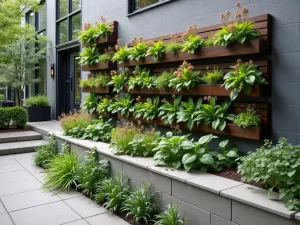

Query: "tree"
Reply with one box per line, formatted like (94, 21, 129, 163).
(0, 34, 47, 106)
(0, 0, 40, 48)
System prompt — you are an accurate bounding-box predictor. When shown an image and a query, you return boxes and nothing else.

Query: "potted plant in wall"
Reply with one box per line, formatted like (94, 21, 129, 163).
(24, 95, 51, 122)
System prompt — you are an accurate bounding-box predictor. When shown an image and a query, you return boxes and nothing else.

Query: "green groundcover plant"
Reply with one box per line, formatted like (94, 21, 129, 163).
(238, 138, 300, 210)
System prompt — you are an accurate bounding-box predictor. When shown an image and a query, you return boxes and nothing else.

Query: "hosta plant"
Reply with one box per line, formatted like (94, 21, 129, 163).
(200, 67, 224, 84)
(158, 96, 182, 125)
(146, 40, 166, 61)
(198, 97, 235, 131)
(110, 94, 134, 117)
(79, 47, 100, 66)
(177, 98, 203, 130)
(233, 105, 261, 128)
(223, 59, 268, 100)
(215, 3, 260, 47)
(95, 175, 130, 212)
(170, 61, 201, 91)
(155, 204, 185, 225)
(128, 66, 156, 90)
(122, 184, 157, 224)
(82, 119, 113, 142)
(76, 148, 109, 197)
(182, 25, 204, 53)
(81, 93, 99, 114)
(108, 70, 128, 93)
(155, 71, 175, 89)
(96, 97, 113, 115)
(217, 140, 239, 168)
(133, 96, 160, 120)
(153, 132, 190, 169)
(180, 134, 219, 172)
(129, 37, 149, 61)
(238, 138, 300, 210)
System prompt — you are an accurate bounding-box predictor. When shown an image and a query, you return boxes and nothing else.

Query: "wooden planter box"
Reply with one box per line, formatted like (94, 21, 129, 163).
(119, 39, 267, 67)
(123, 84, 270, 97)
(118, 115, 269, 140)
(82, 86, 110, 94)
(82, 62, 117, 71)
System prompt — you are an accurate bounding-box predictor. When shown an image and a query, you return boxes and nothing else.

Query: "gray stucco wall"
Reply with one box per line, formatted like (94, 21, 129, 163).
(78, 0, 300, 149)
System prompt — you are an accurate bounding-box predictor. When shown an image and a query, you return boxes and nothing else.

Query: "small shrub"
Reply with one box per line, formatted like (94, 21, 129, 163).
(122, 184, 157, 224)
(95, 175, 129, 212)
(59, 110, 93, 135)
(238, 138, 300, 210)
(76, 148, 110, 197)
(155, 71, 175, 89)
(25, 95, 49, 107)
(200, 67, 223, 84)
(11, 106, 28, 128)
(34, 137, 57, 168)
(43, 150, 79, 191)
(0, 108, 12, 128)
(233, 106, 261, 128)
(0, 94, 5, 100)
(155, 204, 185, 225)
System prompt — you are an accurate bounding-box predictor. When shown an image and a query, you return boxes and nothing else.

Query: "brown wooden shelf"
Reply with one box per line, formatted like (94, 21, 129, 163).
(82, 86, 110, 94)
(82, 62, 117, 71)
(122, 84, 270, 97)
(119, 39, 267, 67)
(119, 115, 270, 140)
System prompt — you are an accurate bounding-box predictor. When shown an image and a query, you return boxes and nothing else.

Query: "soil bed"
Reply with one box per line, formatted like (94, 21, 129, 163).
(0, 126, 30, 133)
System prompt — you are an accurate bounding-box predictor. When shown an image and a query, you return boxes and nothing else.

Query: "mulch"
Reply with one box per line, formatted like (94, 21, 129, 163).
(0, 126, 31, 133)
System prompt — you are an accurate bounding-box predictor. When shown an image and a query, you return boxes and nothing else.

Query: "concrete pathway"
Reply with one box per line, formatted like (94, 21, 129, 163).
(27, 121, 62, 136)
(0, 152, 130, 225)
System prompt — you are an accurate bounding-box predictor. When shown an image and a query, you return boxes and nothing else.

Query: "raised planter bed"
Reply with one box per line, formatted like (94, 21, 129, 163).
(24, 106, 51, 122)
(119, 39, 267, 67)
(81, 62, 117, 71)
(82, 86, 110, 94)
(123, 84, 270, 97)
(119, 115, 269, 140)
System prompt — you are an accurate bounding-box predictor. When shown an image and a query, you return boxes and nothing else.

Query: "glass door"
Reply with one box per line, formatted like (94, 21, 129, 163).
(68, 51, 81, 112)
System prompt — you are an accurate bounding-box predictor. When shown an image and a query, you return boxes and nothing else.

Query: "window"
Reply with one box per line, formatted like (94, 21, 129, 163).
(56, 0, 81, 45)
(128, 0, 173, 14)
(25, 1, 47, 96)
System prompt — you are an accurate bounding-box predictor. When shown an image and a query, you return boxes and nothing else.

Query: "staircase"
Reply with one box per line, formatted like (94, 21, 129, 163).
(0, 131, 46, 155)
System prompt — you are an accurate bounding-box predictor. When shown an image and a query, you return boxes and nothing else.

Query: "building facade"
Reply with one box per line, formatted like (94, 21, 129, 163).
(29, 0, 300, 148)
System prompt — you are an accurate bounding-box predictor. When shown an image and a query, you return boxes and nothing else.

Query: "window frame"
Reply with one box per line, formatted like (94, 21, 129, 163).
(56, 0, 81, 47)
(128, 0, 175, 16)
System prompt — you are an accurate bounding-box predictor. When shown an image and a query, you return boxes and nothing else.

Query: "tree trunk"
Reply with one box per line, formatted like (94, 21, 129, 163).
(16, 87, 23, 106)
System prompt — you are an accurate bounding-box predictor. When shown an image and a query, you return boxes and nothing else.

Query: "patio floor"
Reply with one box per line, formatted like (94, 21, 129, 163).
(0, 152, 130, 225)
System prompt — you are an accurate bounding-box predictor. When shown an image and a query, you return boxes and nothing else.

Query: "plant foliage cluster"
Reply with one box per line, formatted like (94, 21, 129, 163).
(25, 95, 49, 107)
(0, 106, 27, 128)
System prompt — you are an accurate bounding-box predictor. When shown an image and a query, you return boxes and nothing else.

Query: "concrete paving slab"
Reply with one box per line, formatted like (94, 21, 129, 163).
(0, 164, 24, 174)
(56, 190, 83, 200)
(0, 178, 41, 196)
(0, 201, 6, 214)
(0, 170, 35, 184)
(63, 219, 90, 225)
(86, 213, 130, 225)
(0, 213, 14, 225)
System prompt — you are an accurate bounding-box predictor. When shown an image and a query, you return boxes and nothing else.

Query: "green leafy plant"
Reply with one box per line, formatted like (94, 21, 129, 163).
(122, 184, 157, 224)
(233, 106, 261, 128)
(153, 132, 190, 169)
(113, 45, 131, 63)
(68, 125, 86, 139)
(200, 67, 223, 84)
(198, 97, 235, 131)
(11, 106, 28, 128)
(76, 147, 109, 197)
(180, 134, 219, 172)
(215, 3, 260, 47)
(129, 38, 149, 61)
(79, 46, 100, 66)
(155, 71, 175, 89)
(146, 40, 166, 61)
(95, 175, 130, 212)
(96, 97, 113, 115)
(158, 96, 182, 125)
(108, 70, 128, 93)
(99, 46, 114, 62)
(170, 61, 201, 91)
(133, 97, 160, 120)
(155, 204, 185, 225)
(238, 138, 300, 210)
(79, 17, 112, 45)
(81, 93, 99, 114)
(128, 66, 156, 90)
(165, 41, 183, 54)
(223, 59, 268, 100)
(25, 95, 49, 107)
(182, 25, 204, 53)
(34, 137, 57, 168)
(177, 98, 203, 130)
(217, 140, 239, 168)
(82, 119, 113, 142)
(203, 33, 217, 47)
(59, 110, 93, 135)
(0, 94, 5, 100)
(79, 74, 110, 89)
(110, 94, 134, 117)
(43, 150, 79, 192)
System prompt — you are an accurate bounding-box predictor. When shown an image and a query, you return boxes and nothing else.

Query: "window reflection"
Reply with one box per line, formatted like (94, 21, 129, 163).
(39, 3, 46, 30)
(72, 0, 81, 12)
(59, 19, 68, 44)
(59, 0, 68, 18)
(135, 0, 159, 10)
(71, 13, 81, 40)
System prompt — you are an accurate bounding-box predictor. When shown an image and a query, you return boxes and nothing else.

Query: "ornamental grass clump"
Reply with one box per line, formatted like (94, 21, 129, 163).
(200, 67, 224, 84)
(34, 137, 57, 168)
(59, 110, 93, 135)
(25, 95, 49, 107)
(214, 2, 260, 47)
(238, 138, 300, 210)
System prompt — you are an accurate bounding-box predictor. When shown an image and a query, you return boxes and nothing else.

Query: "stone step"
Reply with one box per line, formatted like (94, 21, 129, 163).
(0, 131, 43, 143)
(0, 140, 47, 155)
